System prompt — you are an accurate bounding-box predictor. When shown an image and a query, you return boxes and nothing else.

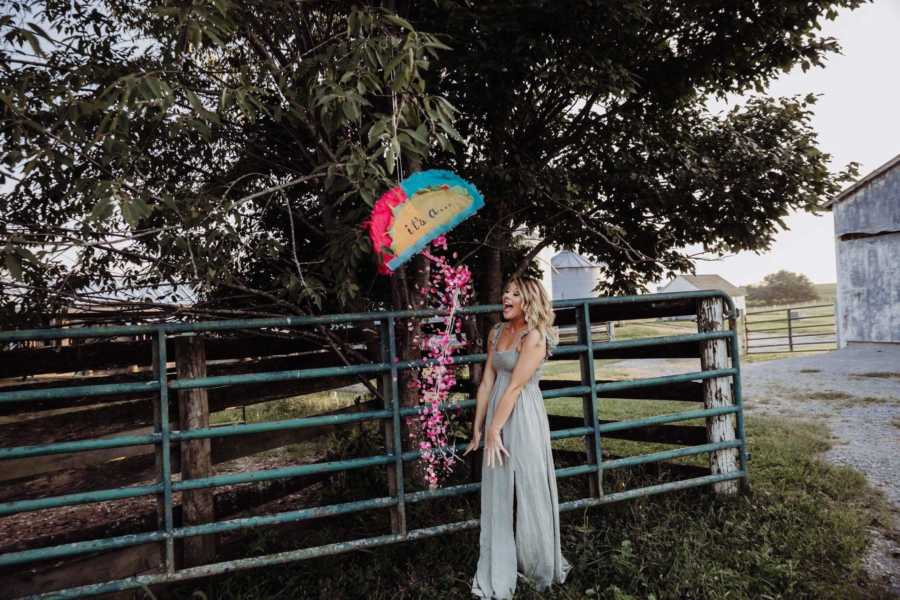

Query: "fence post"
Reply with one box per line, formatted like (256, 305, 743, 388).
(379, 318, 407, 536)
(787, 309, 794, 352)
(742, 310, 749, 354)
(697, 298, 739, 495)
(577, 303, 604, 499)
(175, 335, 215, 566)
(151, 334, 175, 574)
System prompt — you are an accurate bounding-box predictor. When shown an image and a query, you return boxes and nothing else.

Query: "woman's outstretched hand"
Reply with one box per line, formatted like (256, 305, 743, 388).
(463, 428, 482, 457)
(483, 425, 510, 468)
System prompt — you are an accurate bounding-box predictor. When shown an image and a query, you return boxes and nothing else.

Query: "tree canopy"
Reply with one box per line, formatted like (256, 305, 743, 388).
(1, 0, 864, 329)
(746, 270, 819, 306)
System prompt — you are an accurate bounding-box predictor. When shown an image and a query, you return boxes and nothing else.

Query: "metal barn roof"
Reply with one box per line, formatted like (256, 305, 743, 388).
(664, 274, 744, 298)
(824, 152, 900, 208)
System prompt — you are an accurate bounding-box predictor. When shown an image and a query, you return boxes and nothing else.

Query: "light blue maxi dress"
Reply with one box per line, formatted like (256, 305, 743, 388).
(471, 322, 572, 599)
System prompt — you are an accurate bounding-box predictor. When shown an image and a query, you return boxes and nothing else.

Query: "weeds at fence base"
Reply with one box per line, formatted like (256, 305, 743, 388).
(168, 414, 893, 600)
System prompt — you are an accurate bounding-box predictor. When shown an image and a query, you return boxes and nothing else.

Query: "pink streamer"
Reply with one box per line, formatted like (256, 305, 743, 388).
(406, 235, 474, 489)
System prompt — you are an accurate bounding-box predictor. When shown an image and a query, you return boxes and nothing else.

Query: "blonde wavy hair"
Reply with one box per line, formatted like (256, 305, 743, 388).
(503, 274, 559, 356)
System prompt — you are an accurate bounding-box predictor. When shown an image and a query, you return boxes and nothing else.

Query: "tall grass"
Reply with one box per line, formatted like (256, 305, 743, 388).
(171, 410, 893, 600)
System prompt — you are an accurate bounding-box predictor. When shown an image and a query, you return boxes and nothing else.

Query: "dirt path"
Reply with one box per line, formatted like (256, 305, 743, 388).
(608, 344, 900, 595)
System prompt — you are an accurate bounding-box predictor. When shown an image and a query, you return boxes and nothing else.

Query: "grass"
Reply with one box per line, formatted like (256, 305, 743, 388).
(850, 372, 900, 380)
(168, 409, 894, 600)
(611, 319, 696, 340)
(211, 388, 364, 427)
(545, 398, 705, 465)
(799, 391, 899, 407)
(806, 391, 854, 402)
(741, 349, 834, 364)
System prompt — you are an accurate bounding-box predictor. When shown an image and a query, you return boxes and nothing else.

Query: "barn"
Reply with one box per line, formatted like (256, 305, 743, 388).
(656, 275, 746, 319)
(825, 153, 900, 347)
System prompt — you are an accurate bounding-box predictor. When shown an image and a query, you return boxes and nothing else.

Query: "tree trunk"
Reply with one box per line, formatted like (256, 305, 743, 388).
(175, 336, 216, 565)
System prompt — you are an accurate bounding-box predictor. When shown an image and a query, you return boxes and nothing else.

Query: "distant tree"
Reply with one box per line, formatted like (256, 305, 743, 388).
(746, 270, 819, 305)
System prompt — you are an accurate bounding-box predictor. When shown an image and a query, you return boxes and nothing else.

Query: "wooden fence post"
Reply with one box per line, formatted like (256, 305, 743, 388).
(743, 311, 749, 354)
(175, 335, 215, 566)
(787, 309, 794, 352)
(697, 298, 739, 495)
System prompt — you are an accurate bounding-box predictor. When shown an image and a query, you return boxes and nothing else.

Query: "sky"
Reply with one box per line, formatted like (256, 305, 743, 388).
(679, 0, 900, 287)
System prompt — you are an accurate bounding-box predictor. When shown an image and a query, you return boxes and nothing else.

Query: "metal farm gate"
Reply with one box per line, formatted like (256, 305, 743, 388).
(744, 303, 837, 354)
(0, 291, 749, 598)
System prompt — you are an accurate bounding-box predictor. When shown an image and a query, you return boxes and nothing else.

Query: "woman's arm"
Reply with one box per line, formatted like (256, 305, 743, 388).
(464, 323, 499, 458)
(471, 323, 499, 434)
(484, 329, 545, 467)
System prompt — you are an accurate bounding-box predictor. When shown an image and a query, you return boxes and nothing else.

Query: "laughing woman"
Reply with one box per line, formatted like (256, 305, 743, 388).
(464, 275, 572, 599)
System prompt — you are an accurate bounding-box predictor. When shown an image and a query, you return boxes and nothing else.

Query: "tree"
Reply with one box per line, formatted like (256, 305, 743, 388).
(413, 0, 861, 304)
(1, 1, 460, 329)
(2, 0, 862, 324)
(746, 270, 819, 306)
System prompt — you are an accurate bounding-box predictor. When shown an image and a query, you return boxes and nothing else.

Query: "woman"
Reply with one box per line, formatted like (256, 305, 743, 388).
(464, 275, 572, 599)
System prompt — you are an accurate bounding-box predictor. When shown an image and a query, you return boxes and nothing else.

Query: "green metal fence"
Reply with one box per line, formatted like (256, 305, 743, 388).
(0, 290, 749, 599)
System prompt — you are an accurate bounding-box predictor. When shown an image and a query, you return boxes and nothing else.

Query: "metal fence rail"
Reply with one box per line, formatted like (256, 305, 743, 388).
(744, 303, 837, 354)
(0, 290, 748, 599)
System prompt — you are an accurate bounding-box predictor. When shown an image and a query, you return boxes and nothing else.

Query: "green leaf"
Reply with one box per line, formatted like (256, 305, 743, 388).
(185, 88, 204, 113)
(341, 99, 359, 121)
(188, 117, 212, 141)
(120, 196, 152, 228)
(385, 14, 415, 32)
(89, 196, 115, 222)
(423, 37, 452, 52)
(27, 22, 53, 42)
(15, 246, 38, 264)
(21, 30, 45, 57)
(403, 126, 427, 145)
(4, 248, 22, 280)
(437, 120, 463, 142)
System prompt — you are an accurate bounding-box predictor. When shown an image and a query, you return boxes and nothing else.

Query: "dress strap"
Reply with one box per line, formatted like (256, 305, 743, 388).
(514, 327, 530, 352)
(491, 322, 504, 351)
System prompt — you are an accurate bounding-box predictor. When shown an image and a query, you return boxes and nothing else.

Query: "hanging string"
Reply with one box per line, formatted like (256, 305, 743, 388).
(391, 90, 404, 184)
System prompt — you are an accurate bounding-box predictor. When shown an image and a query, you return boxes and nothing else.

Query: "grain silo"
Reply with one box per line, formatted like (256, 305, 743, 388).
(551, 250, 603, 300)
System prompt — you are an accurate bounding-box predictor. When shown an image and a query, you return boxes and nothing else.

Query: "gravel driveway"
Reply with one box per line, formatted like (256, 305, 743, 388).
(608, 343, 900, 595)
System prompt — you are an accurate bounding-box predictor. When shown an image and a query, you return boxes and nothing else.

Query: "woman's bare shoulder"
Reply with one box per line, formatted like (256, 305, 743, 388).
(519, 328, 546, 352)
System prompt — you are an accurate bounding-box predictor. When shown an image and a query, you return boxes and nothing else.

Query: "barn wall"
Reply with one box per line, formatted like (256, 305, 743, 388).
(835, 231, 900, 346)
